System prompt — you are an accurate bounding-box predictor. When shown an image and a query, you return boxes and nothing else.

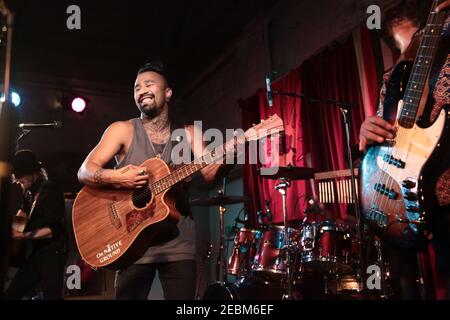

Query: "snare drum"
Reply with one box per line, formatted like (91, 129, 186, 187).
(228, 228, 262, 276)
(301, 220, 353, 273)
(252, 225, 301, 276)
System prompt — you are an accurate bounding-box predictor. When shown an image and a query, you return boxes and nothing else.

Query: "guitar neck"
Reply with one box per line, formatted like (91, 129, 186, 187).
(149, 144, 225, 195)
(399, 0, 446, 128)
(148, 114, 284, 194)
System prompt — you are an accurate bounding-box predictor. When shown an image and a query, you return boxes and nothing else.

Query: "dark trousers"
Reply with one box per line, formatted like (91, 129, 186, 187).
(431, 208, 450, 299)
(115, 259, 197, 300)
(4, 245, 66, 300)
(384, 245, 420, 299)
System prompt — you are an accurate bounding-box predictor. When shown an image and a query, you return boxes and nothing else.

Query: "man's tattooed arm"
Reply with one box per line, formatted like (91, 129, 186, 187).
(93, 168, 105, 184)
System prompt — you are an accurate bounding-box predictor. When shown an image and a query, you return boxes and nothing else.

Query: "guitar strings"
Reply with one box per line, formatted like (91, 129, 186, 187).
(125, 126, 272, 207)
(379, 7, 443, 223)
(370, 2, 444, 228)
(386, 7, 444, 210)
(115, 125, 280, 214)
(368, 1, 430, 219)
(115, 139, 233, 212)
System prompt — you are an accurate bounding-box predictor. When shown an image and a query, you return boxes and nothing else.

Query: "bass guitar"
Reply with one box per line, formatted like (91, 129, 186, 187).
(360, 0, 449, 248)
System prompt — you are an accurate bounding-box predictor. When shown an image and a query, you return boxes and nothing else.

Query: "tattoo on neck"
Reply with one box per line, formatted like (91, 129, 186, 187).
(142, 108, 170, 144)
(142, 107, 170, 134)
(93, 169, 104, 184)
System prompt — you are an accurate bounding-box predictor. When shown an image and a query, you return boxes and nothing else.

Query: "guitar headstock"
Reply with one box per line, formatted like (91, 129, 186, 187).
(244, 114, 284, 141)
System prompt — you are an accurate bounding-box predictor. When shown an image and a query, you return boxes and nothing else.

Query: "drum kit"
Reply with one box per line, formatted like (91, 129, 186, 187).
(192, 166, 364, 300)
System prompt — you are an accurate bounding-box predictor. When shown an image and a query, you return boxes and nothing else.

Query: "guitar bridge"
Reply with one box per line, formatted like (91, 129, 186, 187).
(366, 206, 388, 228)
(109, 202, 122, 229)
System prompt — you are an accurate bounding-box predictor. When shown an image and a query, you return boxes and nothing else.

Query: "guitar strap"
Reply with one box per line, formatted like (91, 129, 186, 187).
(26, 180, 46, 222)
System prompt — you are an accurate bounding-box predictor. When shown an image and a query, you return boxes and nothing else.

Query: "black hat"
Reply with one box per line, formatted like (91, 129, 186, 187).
(12, 149, 42, 177)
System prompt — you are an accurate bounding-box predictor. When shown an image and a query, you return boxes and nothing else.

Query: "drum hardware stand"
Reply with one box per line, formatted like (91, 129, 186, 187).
(339, 107, 365, 293)
(323, 274, 329, 295)
(416, 251, 427, 300)
(267, 86, 364, 292)
(374, 238, 388, 299)
(217, 203, 228, 283)
(275, 177, 294, 300)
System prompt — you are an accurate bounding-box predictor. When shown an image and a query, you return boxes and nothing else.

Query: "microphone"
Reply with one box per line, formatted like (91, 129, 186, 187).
(265, 73, 273, 107)
(17, 121, 63, 129)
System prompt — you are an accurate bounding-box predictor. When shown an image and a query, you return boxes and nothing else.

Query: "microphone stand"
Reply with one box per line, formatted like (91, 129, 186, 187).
(271, 90, 358, 110)
(339, 107, 365, 294)
(216, 177, 228, 284)
(271, 89, 365, 294)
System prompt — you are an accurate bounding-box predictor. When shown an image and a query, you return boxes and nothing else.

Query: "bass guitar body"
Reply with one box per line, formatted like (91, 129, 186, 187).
(360, 60, 450, 248)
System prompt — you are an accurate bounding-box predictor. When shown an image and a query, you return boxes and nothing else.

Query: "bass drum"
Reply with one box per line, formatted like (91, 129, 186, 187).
(202, 277, 289, 300)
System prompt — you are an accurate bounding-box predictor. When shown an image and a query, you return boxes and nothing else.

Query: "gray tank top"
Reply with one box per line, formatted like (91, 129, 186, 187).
(115, 118, 195, 264)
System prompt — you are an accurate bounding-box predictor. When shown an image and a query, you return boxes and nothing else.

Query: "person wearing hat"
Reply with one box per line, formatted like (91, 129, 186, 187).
(4, 149, 66, 300)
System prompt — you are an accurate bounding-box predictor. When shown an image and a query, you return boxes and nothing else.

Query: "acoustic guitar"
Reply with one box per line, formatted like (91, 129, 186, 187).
(359, 0, 449, 248)
(10, 209, 29, 264)
(72, 115, 284, 270)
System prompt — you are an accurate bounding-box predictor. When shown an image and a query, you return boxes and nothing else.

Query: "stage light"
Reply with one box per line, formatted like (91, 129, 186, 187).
(11, 91, 21, 107)
(71, 97, 86, 113)
(0, 91, 21, 107)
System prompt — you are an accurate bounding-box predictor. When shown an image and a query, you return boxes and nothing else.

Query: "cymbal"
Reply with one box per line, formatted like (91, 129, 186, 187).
(191, 195, 249, 206)
(258, 165, 318, 180)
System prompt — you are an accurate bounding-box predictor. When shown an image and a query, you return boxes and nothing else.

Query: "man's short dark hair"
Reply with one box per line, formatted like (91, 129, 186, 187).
(137, 61, 170, 85)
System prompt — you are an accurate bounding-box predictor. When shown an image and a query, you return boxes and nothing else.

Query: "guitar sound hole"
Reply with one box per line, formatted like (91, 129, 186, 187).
(132, 187, 152, 209)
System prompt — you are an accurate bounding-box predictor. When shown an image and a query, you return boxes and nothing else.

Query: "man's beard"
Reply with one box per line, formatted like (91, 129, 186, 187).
(140, 103, 158, 119)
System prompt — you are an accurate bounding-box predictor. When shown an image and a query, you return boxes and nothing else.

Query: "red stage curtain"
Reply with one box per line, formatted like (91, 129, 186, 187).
(242, 36, 365, 226)
(242, 69, 309, 226)
(242, 28, 446, 299)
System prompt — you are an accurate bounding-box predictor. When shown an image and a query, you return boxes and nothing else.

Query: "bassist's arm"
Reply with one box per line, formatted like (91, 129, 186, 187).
(12, 227, 52, 240)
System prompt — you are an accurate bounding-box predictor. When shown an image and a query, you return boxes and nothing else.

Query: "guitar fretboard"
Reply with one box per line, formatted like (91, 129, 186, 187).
(151, 160, 208, 194)
(149, 143, 230, 194)
(399, 0, 446, 128)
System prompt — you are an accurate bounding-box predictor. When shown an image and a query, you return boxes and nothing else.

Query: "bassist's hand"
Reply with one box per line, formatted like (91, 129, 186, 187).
(11, 229, 25, 240)
(113, 165, 149, 189)
(359, 116, 395, 152)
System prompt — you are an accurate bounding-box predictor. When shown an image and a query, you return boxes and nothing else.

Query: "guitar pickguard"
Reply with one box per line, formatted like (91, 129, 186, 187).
(360, 108, 447, 246)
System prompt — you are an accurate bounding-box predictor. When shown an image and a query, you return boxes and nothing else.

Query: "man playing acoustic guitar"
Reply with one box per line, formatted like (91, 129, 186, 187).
(4, 149, 66, 300)
(78, 62, 232, 300)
